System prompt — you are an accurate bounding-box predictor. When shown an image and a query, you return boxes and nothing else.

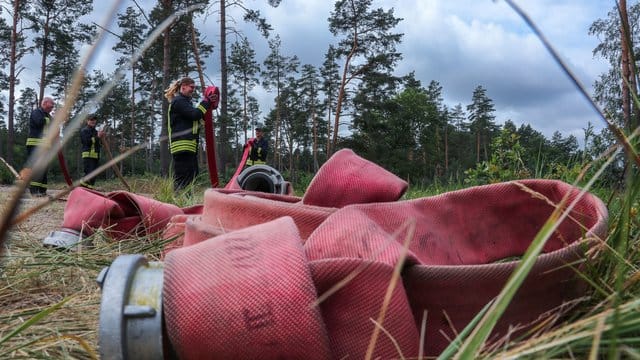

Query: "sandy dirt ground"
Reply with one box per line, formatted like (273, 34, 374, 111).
(1, 185, 67, 242)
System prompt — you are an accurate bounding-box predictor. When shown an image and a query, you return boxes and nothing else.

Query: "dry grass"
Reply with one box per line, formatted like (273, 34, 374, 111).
(0, 181, 177, 359)
(1, 188, 99, 358)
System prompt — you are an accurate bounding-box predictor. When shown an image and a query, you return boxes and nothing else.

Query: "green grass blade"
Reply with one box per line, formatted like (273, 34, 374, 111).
(0, 296, 74, 346)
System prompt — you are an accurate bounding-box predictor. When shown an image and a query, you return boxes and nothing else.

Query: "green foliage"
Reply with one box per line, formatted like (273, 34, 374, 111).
(464, 127, 531, 185)
(0, 162, 15, 184)
(0, 0, 598, 187)
(287, 170, 315, 196)
(152, 174, 205, 208)
(24, 0, 95, 99)
(544, 161, 584, 183)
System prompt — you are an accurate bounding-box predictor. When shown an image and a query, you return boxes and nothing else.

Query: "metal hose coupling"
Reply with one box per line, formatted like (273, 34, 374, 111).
(236, 164, 288, 194)
(42, 228, 84, 250)
(96, 254, 171, 360)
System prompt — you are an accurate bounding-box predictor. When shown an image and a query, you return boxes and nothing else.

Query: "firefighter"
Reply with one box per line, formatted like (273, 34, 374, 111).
(246, 126, 268, 166)
(25, 97, 55, 197)
(164, 77, 218, 191)
(80, 113, 105, 188)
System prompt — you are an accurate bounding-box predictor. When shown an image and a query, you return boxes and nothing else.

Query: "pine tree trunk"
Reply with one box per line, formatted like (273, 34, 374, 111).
(476, 132, 480, 163)
(159, 0, 172, 176)
(275, 86, 281, 170)
(38, 12, 51, 103)
(130, 52, 136, 176)
(444, 124, 448, 173)
(7, 0, 19, 164)
(325, 100, 332, 166)
(332, 32, 358, 156)
(219, 0, 228, 173)
(620, 0, 631, 132)
(332, 58, 351, 155)
(619, 0, 639, 131)
(312, 110, 318, 172)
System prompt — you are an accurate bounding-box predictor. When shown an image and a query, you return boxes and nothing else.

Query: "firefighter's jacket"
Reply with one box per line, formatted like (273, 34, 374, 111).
(26, 107, 51, 147)
(80, 125, 101, 159)
(168, 94, 211, 154)
(248, 137, 268, 165)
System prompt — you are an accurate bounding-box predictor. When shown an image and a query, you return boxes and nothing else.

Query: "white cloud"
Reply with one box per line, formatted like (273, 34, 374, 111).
(390, 0, 611, 138)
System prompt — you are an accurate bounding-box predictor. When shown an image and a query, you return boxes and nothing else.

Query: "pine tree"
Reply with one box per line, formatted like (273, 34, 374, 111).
(113, 6, 149, 175)
(262, 35, 299, 170)
(218, 0, 280, 173)
(319, 45, 340, 162)
(466, 85, 498, 163)
(448, 103, 474, 177)
(147, 0, 212, 175)
(24, 0, 94, 101)
(5, 0, 30, 165)
(0, 15, 11, 160)
(298, 63, 323, 172)
(228, 37, 260, 144)
(328, 0, 403, 154)
(385, 84, 426, 179)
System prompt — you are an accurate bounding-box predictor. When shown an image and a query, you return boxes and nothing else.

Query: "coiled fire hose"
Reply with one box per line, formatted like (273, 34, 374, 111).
(79, 149, 607, 358)
(41, 160, 289, 248)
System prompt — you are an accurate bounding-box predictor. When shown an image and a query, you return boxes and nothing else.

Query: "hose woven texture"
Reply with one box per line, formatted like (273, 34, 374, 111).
(161, 149, 608, 358)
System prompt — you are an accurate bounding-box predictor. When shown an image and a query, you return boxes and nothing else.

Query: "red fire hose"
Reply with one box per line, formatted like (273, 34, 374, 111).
(59, 149, 606, 358)
(203, 85, 220, 188)
(161, 149, 607, 358)
(56, 129, 73, 186)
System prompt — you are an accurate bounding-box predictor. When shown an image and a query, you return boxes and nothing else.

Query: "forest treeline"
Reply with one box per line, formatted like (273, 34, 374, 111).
(0, 0, 629, 187)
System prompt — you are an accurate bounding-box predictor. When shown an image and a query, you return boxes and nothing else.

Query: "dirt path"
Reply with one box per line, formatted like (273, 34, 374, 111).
(1, 185, 66, 242)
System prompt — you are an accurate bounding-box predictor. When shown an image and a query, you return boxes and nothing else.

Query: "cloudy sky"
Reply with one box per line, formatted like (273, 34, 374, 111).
(90, 0, 615, 141)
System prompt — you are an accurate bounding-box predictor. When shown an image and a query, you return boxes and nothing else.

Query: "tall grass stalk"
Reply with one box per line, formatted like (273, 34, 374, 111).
(495, 296, 640, 359)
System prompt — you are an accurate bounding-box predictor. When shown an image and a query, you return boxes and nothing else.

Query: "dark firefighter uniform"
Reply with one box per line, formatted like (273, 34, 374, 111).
(25, 107, 51, 196)
(80, 121, 101, 188)
(247, 136, 268, 166)
(168, 93, 212, 190)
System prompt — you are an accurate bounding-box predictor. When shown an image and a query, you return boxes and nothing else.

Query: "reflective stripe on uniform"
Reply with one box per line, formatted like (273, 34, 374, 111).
(246, 159, 266, 166)
(170, 139, 197, 154)
(82, 151, 99, 159)
(26, 138, 43, 146)
(30, 181, 48, 189)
